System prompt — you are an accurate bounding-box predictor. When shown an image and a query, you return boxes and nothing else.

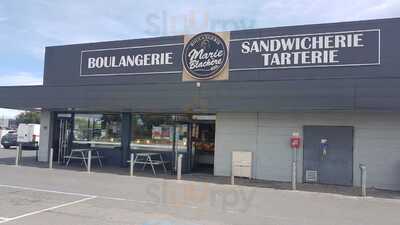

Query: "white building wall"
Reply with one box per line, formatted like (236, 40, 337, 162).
(214, 112, 400, 190)
(0, 118, 9, 128)
(38, 110, 52, 162)
(214, 113, 258, 176)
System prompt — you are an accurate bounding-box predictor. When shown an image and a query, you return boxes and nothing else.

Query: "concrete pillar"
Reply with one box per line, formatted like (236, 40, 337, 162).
(38, 110, 53, 162)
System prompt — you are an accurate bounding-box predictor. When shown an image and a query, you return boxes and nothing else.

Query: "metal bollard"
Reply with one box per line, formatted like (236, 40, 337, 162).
(130, 153, 134, 176)
(87, 150, 92, 174)
(231, 161, 235, 185)
(291, 149, 297, 190)
(360, 164, 367, 197)
(177, 154, 183, 180)
(15, 145, 21, 166)
(292, 161, 297, 190)
(49, 148, 54, 169)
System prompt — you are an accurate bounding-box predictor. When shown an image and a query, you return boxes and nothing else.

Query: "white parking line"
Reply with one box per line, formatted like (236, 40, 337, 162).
(0, 184, 95, 198)
(0, 196, 96, 224)
(0, 183, 293, 223)
(0, 184, 97, 224)
(0, 184, 199, 209)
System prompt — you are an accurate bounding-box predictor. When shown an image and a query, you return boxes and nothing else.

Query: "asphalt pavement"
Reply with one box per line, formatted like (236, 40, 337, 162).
(0, 148, 400, 225)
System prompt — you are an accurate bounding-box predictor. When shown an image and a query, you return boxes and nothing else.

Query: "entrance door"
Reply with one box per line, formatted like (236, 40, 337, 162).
(53, 116, 73, 164)
(303, 126, 354, 186)
(191, 120, 215, 174)
(173, 123, 190, 172)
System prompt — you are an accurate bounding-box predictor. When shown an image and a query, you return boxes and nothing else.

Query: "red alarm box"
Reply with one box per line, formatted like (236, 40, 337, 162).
(290, 134, 301, 149)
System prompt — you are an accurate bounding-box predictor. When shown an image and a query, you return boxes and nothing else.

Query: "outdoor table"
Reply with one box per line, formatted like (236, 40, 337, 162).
(65, 148, 103, 172)
(128, 152, 167, 176)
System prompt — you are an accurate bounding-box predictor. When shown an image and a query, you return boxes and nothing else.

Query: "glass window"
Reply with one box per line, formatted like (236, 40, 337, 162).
(131, 114, 188, 152)
(73, 113, 121, 148)
(175, 124, 188, 152)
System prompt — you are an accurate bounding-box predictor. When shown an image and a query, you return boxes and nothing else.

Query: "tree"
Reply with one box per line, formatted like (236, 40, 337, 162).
(15, 111, 40, 125)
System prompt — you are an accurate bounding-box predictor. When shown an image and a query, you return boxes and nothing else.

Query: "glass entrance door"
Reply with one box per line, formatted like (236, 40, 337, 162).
(190, 118, 216, 174)
(54, 115, 73, 164)
(173, 123, 189, 172)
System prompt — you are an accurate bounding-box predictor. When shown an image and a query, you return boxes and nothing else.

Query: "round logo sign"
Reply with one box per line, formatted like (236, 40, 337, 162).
(183, 32, 228, 80)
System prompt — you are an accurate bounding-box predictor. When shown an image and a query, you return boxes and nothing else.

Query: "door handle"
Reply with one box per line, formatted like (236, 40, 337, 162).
(321, 147, 328, 160)
(320, 139, 328, 160)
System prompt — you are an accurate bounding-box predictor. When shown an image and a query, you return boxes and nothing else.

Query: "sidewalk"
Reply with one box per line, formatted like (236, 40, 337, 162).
(1, 147, 399, 200)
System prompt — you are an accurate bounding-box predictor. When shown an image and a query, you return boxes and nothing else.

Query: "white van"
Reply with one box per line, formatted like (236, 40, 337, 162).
(17, 123, 40, 149)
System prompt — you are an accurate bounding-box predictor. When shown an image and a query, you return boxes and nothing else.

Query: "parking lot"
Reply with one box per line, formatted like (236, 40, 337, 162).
(0, 148, 400, 225)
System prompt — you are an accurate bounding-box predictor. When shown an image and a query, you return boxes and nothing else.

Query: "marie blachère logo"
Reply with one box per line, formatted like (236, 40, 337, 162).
(182, 32, 230, 81)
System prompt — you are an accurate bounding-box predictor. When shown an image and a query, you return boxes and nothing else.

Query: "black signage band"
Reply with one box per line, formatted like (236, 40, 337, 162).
(229, 29, 380, 71)
(80, 43, 183, 77)
(79, 29, 380, 78)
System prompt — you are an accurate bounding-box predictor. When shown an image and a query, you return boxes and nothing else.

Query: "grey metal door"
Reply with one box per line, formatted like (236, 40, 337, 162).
(303, 126, 354, 186)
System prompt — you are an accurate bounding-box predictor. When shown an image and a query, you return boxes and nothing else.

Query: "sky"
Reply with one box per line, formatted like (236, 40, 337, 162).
(0, 0, 399, 118)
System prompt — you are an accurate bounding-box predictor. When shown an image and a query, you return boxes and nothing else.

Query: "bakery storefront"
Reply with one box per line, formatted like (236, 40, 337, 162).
(1, 18, 400, 190)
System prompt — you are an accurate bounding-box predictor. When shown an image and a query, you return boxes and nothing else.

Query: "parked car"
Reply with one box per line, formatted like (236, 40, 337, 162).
(0, 129, 9, 140)
(17, 123, 40, 150)
(1, 130, 17, 149)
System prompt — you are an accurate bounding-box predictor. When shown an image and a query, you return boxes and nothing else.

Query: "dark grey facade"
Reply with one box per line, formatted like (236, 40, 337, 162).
(2, 18, 400, 190)
(0, 18, 399, 113)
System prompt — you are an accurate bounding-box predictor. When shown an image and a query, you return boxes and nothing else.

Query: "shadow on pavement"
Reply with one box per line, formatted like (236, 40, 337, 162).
(1, 148, 399, 200)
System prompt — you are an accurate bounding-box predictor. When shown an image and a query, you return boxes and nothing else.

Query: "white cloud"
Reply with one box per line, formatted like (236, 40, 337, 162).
(254, 0, 400, 27)
(0, 108, 23, 119)
(2, 0, 400, 62)
(0, 72, 43, 86)
(0, 72, 40, 118)
(348, 0, 400, 20)
(0, 0, 399, 87)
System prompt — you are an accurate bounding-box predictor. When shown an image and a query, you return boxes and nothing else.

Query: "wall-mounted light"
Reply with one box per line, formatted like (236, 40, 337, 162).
(196, 82, 201, 88)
